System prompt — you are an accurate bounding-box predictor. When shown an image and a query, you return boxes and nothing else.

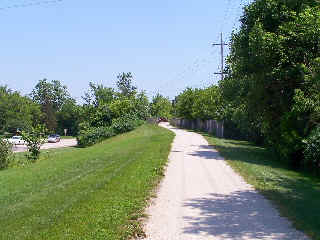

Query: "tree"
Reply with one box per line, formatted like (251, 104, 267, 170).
(150, 94, 172, 119)
(174, 88, 198, 119)
(116, 72, 137, 97)
(224, 0, 320, 165)
(56, 99, 81, 136)
(80, 82, 116, 130)
(192, 86, 224, 120)
(31, 79, 72, 132)
(83, 82, 115, 106)
(109, 99, 135, 119)
(31, 79, 70, 111)
(78, 73, 147, 138)
(134, 91, 150, 120)
(0, 85, 42, 134)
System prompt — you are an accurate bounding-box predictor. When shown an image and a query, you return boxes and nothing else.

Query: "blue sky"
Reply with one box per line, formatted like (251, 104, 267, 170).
(0, 0, 249, 102)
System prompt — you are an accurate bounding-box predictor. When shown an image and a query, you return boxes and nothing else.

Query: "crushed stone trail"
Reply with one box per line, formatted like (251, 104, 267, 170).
(142, 122, 309, 240)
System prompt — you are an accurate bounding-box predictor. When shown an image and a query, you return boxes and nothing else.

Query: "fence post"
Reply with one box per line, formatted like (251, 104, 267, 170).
(172, 118, 225, 139)
(221, 120, 224, 138)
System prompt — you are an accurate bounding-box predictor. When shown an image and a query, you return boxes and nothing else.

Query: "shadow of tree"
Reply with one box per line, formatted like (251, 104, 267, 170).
(222, 139, 257, 147)
(172, 127, 320, 239)
(188, 149, 222, 160)
(193, 136, 320, 239)
(210, 144, 281, 169)
(182, 190, 309, 239)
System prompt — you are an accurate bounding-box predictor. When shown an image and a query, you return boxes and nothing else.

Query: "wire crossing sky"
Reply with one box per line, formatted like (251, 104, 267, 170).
(0, 0, 62, 10)
(0, 0, 250, 102)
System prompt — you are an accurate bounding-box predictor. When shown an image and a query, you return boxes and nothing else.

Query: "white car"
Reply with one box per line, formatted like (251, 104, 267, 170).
(47, 134, 61, 143)
(6, 136, 26, 145)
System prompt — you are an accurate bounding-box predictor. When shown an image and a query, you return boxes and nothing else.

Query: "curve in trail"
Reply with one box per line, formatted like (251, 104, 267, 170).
(142, 122, 309, 240)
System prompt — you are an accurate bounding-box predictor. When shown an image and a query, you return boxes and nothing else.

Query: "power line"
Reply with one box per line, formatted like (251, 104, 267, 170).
(211, 1, 251, 83)
(152, 1, 247, 97)
(0, 0, 62, 11)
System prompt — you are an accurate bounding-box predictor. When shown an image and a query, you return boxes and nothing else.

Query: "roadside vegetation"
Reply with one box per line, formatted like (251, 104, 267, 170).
(60, 136, 76, 139)
(0, 138, 13, 169)
(1, 0, 319, 238)
(0, 72, 173, 167)
(173, 0, 320, 174)
(171, 2, 320, 235)
(203, 134, 320, 240)
(171, 2, 320, 236)
(150, 94, 173, 120)
(0, 124, 174, 240)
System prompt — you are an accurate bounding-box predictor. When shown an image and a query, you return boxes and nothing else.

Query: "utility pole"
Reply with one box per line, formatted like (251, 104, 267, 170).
(212, 32, 228, 81)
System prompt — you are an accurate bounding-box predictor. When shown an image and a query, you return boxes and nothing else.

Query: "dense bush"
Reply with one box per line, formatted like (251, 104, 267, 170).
(77, 126, 115, 147)
(211, 0, 320, 168)
(111, 115, 144, 134)
(0, 138, 13, 169)
(303, 126, 320, 170)
(77, 116, 144, 147)
(77, 73, 149, 148)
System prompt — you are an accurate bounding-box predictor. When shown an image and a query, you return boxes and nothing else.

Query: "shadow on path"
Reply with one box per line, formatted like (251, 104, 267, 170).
(188, 145, 222, 160)
(183, 191, 307, 239)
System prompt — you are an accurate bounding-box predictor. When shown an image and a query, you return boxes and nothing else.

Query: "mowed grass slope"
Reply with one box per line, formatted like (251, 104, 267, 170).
(204, 135, 320, 240)
(0, 124, 174, 240)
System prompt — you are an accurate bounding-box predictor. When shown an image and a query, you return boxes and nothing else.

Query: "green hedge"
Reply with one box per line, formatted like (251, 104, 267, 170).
(77, 116, 144, 147)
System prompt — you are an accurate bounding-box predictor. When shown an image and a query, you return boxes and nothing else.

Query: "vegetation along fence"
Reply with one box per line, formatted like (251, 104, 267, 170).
(170, 118, 224, 138)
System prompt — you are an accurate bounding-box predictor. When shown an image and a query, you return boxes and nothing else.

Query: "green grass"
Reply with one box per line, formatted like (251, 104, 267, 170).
(60, 136, 76, 139)
(203, 135, 320, 240)
(0, 124, 174, 240)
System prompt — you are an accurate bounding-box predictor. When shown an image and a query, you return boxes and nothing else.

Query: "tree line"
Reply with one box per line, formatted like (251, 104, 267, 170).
(173, 0, 320, 172)
(0, 73, 172, 138)
(0, 72, 174, 165)
(2, 0, 319, 171)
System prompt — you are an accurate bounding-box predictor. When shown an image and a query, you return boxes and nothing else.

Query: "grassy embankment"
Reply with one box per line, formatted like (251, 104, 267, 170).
(0, 124, 174, 240)
(203, 135, 320, 240)
(60, 136, 76, 139)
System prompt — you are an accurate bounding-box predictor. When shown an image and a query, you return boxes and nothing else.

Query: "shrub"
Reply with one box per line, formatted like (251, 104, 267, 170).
(21, 124, 47, 162)
(303, 126, 320, 170)
(111, 115, 144, 134)
(77, 126, 115, 147)
(77, 115, 144, 147)
(0, 138, 13, 169)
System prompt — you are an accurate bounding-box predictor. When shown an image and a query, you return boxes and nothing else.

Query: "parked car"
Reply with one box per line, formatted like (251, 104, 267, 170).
(157, 117, 168, 123)
(47, 134, 61, 143)
(6, 136, 26, 145)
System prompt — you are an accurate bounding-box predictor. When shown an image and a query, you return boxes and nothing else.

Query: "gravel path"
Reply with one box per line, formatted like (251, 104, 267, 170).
(13, 139, 77, 153)
(142, 122, 309, 240)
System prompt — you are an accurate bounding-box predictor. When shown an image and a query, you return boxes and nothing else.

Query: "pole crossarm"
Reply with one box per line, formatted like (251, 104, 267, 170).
(212, 32, 228, 81)
(212, 44, 228, 46)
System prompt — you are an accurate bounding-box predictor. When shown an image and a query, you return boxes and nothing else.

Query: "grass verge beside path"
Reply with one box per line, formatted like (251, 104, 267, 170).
(60, 136, 76, 139)
(203, 135, 320, 240)
(0, 124, 174, 240)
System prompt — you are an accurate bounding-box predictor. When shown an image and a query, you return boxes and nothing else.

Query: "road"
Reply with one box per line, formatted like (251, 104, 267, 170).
(12, 139, 77, 153)
(142, 122, 309, 240)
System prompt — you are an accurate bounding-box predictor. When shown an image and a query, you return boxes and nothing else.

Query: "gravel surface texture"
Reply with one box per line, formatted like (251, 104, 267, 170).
(142, 122, 309, 240)
(12, 139, 77, 153)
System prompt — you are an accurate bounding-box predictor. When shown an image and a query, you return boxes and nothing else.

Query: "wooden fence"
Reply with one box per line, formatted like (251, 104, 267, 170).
(170, 118, 224, 138)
